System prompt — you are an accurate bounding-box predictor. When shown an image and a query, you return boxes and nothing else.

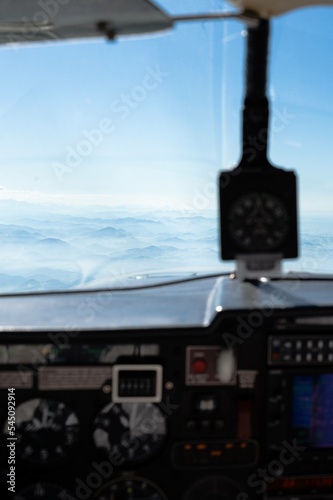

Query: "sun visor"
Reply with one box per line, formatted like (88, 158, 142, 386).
(229, 0, 333, 17)
(0, 0, 173, 45)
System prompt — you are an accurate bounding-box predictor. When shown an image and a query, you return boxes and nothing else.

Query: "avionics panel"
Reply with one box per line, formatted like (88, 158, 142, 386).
(0, 328, 263, 500)
(266, 327, 333, 500)
(2, 314, 333, 500)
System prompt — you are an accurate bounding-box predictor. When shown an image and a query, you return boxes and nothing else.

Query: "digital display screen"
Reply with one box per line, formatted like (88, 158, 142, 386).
(266, 476, 333, 493)
(292, 374, 333, 448)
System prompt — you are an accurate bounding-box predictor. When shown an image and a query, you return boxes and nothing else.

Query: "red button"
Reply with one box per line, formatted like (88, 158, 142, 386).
(192, 358, 207, 374)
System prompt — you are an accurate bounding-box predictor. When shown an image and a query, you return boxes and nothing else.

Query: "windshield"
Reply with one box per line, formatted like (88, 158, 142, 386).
(0, 0, 332, 293)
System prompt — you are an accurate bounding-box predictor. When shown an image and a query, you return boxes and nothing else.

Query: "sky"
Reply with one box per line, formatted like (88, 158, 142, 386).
(0, 0, 331, 214)
(0, 1, 332, 212)
(0, 0, 223, 209)
(0, 0, 332, 286)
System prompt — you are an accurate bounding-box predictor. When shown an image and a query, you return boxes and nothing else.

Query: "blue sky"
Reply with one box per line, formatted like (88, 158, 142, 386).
(0, 0, 332, 213)
(0, 1, 332, 287)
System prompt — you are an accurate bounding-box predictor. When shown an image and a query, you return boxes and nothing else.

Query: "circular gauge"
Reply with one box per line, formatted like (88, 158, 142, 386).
(93, 402, 166, 464)
(227, 191, 289, 252)
(3, 398, 80, 466)
(14, 482, 70, 500)
(95, 477, 167, 500)
(182, 476, 243, 500)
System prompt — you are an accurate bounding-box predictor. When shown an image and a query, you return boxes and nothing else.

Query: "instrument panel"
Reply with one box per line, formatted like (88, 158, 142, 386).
(1, 309, 333, 500)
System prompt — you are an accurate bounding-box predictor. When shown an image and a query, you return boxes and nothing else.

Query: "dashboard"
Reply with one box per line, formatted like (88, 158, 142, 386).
(1, 276, 333, 499)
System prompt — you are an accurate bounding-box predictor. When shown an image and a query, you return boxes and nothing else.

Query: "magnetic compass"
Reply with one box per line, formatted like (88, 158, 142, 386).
(219, 167, 298, 260)
(227, 191, 289, 252)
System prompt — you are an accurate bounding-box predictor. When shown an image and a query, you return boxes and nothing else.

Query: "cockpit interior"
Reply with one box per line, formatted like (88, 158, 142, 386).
(1, 1, 333, 499)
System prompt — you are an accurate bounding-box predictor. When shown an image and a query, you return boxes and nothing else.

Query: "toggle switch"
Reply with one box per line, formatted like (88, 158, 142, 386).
(217, 349, 236, 384)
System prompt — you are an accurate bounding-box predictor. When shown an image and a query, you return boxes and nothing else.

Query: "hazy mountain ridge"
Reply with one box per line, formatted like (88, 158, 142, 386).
(0, 200, 331, 292)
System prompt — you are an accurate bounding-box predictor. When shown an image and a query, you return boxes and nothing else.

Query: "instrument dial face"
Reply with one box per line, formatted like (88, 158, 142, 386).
(95, 477, 167, 500)
(3, 398, 80, 466)
(14, 482, 70, 500)
(182, 476, 243, 500)
(227, 192, 289, 252)
(93, 402, 166, 464)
